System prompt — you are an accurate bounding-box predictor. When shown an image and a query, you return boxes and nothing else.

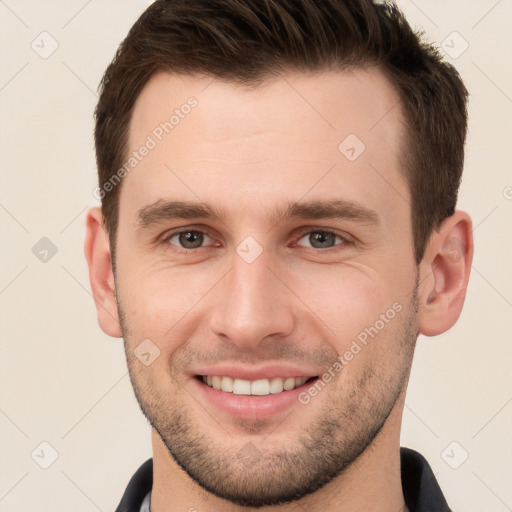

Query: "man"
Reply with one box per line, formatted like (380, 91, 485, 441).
(84, 0, 473, 510)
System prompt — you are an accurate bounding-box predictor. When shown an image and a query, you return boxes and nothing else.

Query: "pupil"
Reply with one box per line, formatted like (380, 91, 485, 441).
(311, 232, 334, 248)
(180, 231, 203, 248)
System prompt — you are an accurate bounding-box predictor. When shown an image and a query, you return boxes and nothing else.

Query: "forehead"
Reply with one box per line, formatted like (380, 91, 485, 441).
(121, 68, 408, 229)
(129, 68, 404, 153)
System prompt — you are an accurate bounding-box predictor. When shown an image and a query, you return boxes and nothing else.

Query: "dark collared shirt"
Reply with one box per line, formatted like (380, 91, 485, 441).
(115, 446, 451, 512)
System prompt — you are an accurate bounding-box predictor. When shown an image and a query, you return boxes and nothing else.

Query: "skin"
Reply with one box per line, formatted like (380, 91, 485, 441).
(85, 68, 473, 512)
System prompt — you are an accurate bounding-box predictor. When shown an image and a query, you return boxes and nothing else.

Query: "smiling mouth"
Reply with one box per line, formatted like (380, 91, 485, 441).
(195, 375, 318, 396)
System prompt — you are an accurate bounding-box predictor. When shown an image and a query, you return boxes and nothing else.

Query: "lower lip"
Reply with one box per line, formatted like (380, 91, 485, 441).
(192, 377, 318, 420)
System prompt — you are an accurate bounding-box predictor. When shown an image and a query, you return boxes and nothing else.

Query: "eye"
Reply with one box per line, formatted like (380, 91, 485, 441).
(164, 229, 215, 250)
(295, 229, 351, 250)
(160, 227, 352, 254)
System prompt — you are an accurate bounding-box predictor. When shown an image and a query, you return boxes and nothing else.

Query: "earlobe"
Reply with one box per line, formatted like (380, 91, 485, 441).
(417, 210, 474, 337)
(84, 206, 123, 338)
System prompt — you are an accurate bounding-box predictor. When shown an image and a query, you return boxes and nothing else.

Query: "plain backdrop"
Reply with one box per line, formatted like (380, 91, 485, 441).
(1, 1, 511, 511)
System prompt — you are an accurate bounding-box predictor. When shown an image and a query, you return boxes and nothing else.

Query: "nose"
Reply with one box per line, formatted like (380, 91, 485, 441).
(209, 247, 295, 349)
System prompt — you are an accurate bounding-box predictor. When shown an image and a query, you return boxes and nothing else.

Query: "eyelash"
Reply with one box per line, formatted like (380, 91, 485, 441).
(160, 227, 353, 254)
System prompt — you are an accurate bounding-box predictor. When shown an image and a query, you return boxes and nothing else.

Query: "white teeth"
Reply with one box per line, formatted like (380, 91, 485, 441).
(269, 377, 284, 394)
(221, 376, 233, 392)
(251, 379, 270, 395)
(283, 377, 295, 391)
(201, 376, 312, 395)
(212, 376, 222, 390)
(233, 378, 251, 395)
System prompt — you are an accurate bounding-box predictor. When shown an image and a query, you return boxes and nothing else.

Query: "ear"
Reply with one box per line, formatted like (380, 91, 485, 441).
(417, 210, 474, 337)
(84, 206, 122, 338)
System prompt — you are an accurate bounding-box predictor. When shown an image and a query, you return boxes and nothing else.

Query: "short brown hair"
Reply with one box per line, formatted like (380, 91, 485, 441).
(94, 0, 468, 264)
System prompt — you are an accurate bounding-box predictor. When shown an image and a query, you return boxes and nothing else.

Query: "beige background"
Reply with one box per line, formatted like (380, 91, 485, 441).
(1, 1, 511, 510)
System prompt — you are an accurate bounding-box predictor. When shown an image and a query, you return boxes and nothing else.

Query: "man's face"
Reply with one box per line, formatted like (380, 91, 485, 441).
(114, 69, 419, 506)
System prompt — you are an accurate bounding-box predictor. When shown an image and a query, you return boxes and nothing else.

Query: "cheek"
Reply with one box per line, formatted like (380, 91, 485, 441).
(121, 267, 220, 339)
(290, 264, 389, 341)
(292, 262, 412, 380)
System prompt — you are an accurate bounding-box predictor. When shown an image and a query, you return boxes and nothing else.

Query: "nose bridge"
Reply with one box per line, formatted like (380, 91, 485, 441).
(210, 243, 295, 346)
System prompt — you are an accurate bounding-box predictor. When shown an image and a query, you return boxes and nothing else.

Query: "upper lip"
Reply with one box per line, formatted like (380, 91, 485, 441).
(193, 364, 320, 381)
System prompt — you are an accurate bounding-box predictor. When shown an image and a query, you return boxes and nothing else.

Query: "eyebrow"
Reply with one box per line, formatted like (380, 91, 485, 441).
(136, 198, 380, 229)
